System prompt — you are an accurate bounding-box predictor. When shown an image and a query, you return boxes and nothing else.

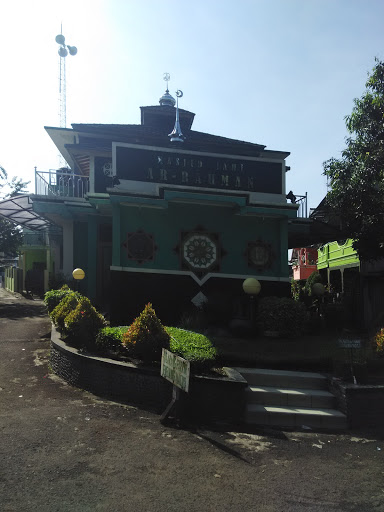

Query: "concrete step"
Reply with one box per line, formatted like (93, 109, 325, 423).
(245, 404, 348, 430)
(246, 385, 336, 409)
(235, 368, 328, 390)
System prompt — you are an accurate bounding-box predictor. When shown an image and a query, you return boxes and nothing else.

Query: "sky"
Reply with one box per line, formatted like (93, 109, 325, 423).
(0, 0, 383, 211)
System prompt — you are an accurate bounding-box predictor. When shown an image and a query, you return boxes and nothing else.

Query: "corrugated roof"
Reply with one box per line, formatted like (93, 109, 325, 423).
(0, 195, 50, 230)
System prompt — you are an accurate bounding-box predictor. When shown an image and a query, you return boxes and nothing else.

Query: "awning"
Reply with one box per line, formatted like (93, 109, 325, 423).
(0, 195, 50, 230)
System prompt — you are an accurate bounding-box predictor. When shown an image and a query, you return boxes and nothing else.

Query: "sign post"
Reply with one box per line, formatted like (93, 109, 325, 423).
(338, 338, 361, 384)
(160, 349, 190, 424)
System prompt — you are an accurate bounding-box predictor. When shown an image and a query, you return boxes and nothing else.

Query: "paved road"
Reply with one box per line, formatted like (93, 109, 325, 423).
(0, 287, 384, 512)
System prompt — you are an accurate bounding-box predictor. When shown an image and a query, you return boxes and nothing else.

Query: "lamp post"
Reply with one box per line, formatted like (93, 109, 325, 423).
(312, 282, 325, 297)
(72, 268, 85, 292)
(242, 278, 261, 327)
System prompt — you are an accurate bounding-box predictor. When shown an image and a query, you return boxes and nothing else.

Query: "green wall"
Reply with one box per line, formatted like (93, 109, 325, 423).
(117, 202, 286, 278)
(24, 249, 48, 272)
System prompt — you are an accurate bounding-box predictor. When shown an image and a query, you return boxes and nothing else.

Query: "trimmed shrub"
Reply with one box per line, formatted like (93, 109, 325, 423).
(50, 291, 81, 331)
(257, 296, 309, 338)
(95, 326, 129, 353)
(167, 327, 217, 373)
(44, 285, 74, 314)
(65, 297, 106, 348)
(122, 303, 170, 362)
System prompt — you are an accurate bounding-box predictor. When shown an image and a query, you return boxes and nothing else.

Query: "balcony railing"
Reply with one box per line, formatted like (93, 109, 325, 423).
(295, 193, 308, 218)
(35, 170, 89, 198)
(287, 191, 308, 218)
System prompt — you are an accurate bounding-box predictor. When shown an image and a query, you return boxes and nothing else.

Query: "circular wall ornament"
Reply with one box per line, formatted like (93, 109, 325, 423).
(123, 231, 156, 264)
(183, 234, 217, 269)
(247, 239, 274, 270)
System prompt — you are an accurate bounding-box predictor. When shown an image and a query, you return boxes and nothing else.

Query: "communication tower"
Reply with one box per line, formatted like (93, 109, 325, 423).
(55, 28, 77, 128)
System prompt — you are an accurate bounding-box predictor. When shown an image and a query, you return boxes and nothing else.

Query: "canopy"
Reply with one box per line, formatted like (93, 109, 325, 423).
(0, 195, 50, 230)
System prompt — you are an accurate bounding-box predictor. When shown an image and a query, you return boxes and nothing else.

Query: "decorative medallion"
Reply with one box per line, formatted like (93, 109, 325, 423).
(122, 230, 156, 264)
(176, 227, 223, 278)
(247, 239, 274, 271)
(183, 233, 217, 269)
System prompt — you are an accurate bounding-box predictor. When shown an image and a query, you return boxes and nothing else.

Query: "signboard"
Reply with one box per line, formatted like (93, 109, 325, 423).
(338, 339, 361, 349)
(161, 348, 190, 392)
(115, 145, 283, 195)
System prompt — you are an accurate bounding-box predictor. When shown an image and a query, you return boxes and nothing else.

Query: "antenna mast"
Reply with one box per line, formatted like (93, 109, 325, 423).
(55, 26, 77, 128)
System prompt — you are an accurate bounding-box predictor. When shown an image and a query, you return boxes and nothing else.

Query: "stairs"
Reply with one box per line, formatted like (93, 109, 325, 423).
(235, 368, 347, 430)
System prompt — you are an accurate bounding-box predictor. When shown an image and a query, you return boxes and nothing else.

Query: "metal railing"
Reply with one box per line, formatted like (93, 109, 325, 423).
(35, 170, 89, 198)
(295, 193, 307, 218)
(286, 191, 308, 218)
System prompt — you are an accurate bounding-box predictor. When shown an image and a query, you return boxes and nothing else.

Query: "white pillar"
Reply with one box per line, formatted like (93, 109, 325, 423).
(44, 269, 49, 292)
(44, 247, 51, 292)
(89, 156, 95, 194)
(62, 219, 74, 278)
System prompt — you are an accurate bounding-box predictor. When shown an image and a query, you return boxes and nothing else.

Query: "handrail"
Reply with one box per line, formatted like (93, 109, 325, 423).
(35, 170, 89, 198)
(295, 193, 308, 218)
(287, 191, 308, 218)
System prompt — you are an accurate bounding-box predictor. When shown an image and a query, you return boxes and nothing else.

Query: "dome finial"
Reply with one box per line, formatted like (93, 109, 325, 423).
(169, 90, 185, 143)
(159, 72, 176, 106)
(164, 72, 170, 92)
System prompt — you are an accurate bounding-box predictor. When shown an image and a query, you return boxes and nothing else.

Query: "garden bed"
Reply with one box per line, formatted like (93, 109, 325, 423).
(50, 325, 248, 424)
(329, 377, 384, 428)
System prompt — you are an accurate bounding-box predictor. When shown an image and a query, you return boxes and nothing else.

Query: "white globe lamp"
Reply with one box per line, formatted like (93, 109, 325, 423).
(243, 278, 261, 296)
(72, 268, 85, 280)
(312, 282, 325, 297)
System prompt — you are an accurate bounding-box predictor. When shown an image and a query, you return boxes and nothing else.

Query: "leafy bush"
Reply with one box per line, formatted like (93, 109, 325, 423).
(167, 327, 217, 372)
(65, 297, 106, 349)
(44, 285, 74, 313)
(122, 303, 170, 362)
(95, 326, 129, 353)
(305, 271, 323, 297)
(50, 291, 81, 330)
(256, 296, 309, 338)
(291, 279, 305, 302)
(374, 328, 384, 354)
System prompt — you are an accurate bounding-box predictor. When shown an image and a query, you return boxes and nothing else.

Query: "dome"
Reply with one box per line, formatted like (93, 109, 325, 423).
(159, 89, 176, 107)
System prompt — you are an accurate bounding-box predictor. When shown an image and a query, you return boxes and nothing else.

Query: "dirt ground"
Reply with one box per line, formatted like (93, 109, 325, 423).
(1, 288, 384, 512)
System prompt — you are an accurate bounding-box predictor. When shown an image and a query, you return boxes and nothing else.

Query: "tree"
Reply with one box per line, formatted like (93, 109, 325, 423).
(0, 219, 23, 255)
(0, 165, 29, 199)
(323, 58, 384, 261)
(0, 165, 30, 256)
(0, 166, 7, 198)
